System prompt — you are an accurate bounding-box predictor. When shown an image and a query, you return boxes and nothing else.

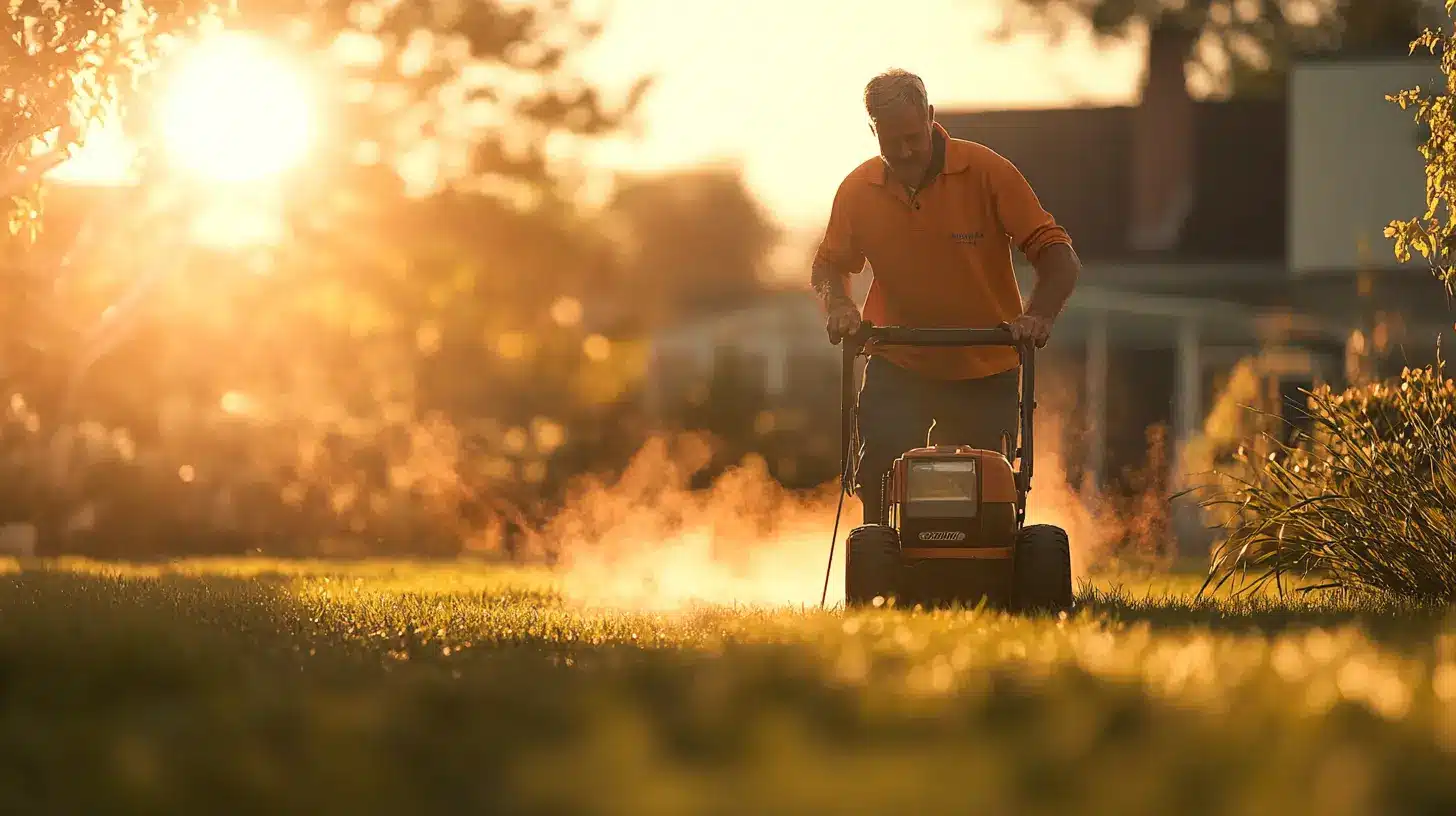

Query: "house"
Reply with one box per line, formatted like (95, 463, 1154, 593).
(644, 48, 1456, 540)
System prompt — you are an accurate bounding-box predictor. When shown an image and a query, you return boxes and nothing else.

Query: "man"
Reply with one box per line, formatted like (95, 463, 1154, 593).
(811, 68, 1081, 525)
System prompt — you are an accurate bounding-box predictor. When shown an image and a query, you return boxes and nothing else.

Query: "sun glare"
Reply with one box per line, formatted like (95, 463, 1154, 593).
(157, 32, 316, 183)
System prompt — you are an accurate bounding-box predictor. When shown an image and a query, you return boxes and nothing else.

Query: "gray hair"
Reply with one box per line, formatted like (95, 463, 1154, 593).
(864, 69, 929, 122)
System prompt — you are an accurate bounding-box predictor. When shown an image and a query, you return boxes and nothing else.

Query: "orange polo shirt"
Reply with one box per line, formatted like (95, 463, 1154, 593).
(813, 121, 1073, 380)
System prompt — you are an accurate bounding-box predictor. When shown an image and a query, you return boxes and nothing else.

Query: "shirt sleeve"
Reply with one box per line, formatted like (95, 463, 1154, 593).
(811, 177, 866, 296)
(986, 150, 1073, 263)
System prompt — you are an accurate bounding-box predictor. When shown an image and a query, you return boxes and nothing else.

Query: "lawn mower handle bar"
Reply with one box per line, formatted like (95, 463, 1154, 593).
(839, 322, 1035, 501)
(849, 325, 1022, 348)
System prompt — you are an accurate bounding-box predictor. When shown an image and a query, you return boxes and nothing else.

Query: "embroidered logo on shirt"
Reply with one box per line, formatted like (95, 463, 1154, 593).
(950, 231, 984, 245)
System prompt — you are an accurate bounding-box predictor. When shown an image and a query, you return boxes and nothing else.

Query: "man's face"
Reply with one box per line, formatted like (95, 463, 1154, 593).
(871, 102, 934, 186)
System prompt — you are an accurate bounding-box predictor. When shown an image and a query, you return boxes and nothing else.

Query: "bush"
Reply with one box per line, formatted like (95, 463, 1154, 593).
(0, 373, 658, 560)
(1201, 7, 1456, 601)
(1201, 359, 1456, 600)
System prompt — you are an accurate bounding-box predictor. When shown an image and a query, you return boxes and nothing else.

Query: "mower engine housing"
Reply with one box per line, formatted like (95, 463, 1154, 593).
(887, 446, 1019, 561)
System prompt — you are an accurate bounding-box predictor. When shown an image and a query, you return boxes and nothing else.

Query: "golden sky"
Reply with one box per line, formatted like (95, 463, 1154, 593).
(53, 0, 1147, 237)
(579, 0, 1145, 230)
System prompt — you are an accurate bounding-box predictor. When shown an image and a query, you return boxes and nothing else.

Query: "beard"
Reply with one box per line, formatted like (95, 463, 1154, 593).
(886, 153, 928, 183)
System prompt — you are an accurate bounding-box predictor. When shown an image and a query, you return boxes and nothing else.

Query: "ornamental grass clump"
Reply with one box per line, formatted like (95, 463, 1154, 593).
(1202, 359, 1456, 602)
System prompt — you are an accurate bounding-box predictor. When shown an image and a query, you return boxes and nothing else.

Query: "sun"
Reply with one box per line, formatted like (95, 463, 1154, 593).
(156, 32, 316, 184)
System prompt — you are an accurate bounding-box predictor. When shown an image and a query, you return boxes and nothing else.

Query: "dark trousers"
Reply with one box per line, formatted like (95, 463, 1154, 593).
(855, 357, 1020, 525)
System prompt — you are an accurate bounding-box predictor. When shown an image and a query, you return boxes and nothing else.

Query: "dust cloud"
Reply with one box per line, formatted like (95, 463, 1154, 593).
(528, 434, 852, 611)
(530, 415, 1159, 612)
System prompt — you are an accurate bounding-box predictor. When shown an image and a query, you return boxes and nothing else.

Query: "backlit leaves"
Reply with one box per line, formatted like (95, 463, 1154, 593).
(0, 0, 213, 230)
(998, 0, 1426, 97)
(1386, 17, 1456, 291)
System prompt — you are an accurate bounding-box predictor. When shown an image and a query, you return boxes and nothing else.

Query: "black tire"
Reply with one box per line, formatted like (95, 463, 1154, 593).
(845, 525, 900, 608)
(1012, 524, 1073, 614)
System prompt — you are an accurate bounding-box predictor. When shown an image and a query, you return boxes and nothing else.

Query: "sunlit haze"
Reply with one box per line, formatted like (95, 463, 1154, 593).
(7, 0, 1453, 800)
(52, 31, 315, 187)
(54, 1, 1142, 231)
(577, 0, 1144, 229)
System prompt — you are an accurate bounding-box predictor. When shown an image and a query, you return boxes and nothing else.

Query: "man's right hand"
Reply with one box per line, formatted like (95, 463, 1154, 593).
(825, 299, 862, 345)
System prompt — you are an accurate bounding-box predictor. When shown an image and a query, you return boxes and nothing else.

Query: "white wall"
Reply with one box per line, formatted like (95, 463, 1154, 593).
(1289, 58, 1442, 274)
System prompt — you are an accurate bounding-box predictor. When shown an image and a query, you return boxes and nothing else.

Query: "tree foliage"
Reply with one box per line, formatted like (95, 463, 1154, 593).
(210, 0, 650, 204)
(0, 0, 793, 560)
(1387, 2, 1456, 293)
(600, 165, 780, 329)
(998, 0, 1427, 96)
(0, 0, 663, 558)
(1, 0, 215, 234)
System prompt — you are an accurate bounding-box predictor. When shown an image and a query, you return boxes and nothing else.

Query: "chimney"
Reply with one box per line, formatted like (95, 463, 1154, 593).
(1128, 23, 1197, 253)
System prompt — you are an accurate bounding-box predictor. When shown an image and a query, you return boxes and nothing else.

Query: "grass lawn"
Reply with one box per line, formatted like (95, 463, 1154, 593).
(2, 557, 1455, 814)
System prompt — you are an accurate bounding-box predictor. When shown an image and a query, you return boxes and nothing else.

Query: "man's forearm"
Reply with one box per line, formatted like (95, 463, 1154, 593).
(1024, 242, 1080, 320)
(811, 259, 855, 310)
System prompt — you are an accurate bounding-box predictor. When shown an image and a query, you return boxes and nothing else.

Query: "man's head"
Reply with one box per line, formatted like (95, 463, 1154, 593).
(864, 69, 935, 187)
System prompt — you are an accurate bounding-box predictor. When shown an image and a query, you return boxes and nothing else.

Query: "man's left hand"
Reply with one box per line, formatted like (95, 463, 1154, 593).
(1005, 313, 1053, 348)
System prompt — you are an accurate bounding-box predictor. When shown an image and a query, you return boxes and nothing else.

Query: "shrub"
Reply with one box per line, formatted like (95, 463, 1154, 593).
(1202, 6, 1456, 600)
(1201, 358, 1456, 600)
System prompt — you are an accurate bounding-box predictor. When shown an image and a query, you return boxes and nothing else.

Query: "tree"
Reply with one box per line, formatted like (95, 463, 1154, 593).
(1, 0, 658, 557)
(598, 164, 780, 330)
(1, 1, 212, 235)
(997, 0, 1429, 97)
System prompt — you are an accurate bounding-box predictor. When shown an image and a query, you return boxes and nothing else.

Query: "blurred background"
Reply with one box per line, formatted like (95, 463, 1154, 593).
(0, 0, 1449, 564)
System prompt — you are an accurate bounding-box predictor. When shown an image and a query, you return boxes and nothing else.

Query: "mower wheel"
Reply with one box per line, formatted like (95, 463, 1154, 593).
(1012, 524, 1073, 614)
(845, 525, 901, 608)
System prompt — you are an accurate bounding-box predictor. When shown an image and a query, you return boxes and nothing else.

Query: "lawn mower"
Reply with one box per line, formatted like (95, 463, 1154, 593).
(827, 321, 1073, 613)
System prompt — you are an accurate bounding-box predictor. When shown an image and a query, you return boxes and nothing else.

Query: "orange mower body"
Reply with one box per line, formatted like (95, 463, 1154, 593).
(837, 324, 1073, 612)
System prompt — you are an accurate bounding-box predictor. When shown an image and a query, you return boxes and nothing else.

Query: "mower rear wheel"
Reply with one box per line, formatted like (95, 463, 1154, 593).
(845, 525, 901, 608)
(1012, 524, 1073, 614)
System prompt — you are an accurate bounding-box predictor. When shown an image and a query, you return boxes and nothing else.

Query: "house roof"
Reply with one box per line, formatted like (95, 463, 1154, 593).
(938, 99, 1287, 264)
